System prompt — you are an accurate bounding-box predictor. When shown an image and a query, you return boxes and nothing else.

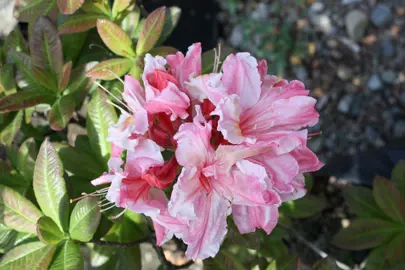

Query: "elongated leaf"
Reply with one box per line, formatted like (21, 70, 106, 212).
(86, 90, 117, 164)
(48, 95, 76, 131)
(331, 219, 401, 250)
(49, 240, 84, 270)
(37, 216, 65, 244)
(3, 27, 28, 55)
(365, 244, 389, 270)
(59, 62, 72, 91)
(112, 0, 134, 19)
(121, 9, 141, 39)
(90, 244, 116, 267)
(57, 0, 85, 14)
(0, 110, 23, 146)
(32, 67, 58, 91)
(0, 65, 16, 94)
(69, 197, 101, 242)
(34, 139, 70, 232)
(0, 184, 42, 234)
(0, 91, 55, 113)
(58, 14, 104, 34)
(385, 232, 405, 264)
(157, 7, 181, 45)
(280, 195, 327, 219)
(117, 246, 141, 270)
(149, 46, 178, 57)
(30, 16, 63, 76)
(81, 0, 111, 16)
(61, 32, 87, 64)
(18, 0, 56, 22)
(0, 226, 17, 253)
(66, 62, 98, 100)
(0, 241, 56, 269)
(97, 19, 136, 57)
(392, 160, 405, 199)
(17, 138, 38, 183)
(204, 250, 245, 270)
(86, 58, 133, 80)
(56, 142, 105, 180)
(373, 176, 405, 222)
(136, 7, 166, 55)
(343, 186, 386, 219)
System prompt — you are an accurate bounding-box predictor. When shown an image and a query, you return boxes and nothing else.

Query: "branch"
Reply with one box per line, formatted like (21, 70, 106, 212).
(91, 237, 149, 247)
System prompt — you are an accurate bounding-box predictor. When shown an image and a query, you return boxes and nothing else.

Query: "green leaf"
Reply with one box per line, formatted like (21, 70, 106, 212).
(121, 9, 141, 40)
(97, 19, 136, 57)
(59, 62, 72, 91)
(49, 240, 84, 270)
(17, 0, 56, 23)
(157, 6, 181, 45)
(48, 95, 76, 131)
(0, 184, 42, 234)
(365, 244, 389, 270)
(392, 160, 405, 199)
(57, 0, 85, 14)
(136, 6, 166, 55)
(331, 219, 400, 250)
(311, 257, 340, 270)
(148, 46, 178, 57)
(266, 255, 298, 270)
(32, 67, 58, 91)
(343, 186, 386, 219)
(0, 64, 16, 95)
(0, 110, 23, 146)
(373, 176, 405, 223)
(34, 139, 70, 232)
(30, 16, 63, 76)
(0, 90, 55, 113)
(86, 89, 117, 164)
(65, 62, 98, 105)
(36, 216, 65, 244)
(204, 250, 246, 270)
(0, 225, 17, 253)
(56, 143, 105, 180)
(280, 194, 327, 218)
(112, 0, 134, 20)
(58, 14, 105, 34)
(0, 241, 56, 269)
(81, 0, 111, 16)
(3, 27, 29, 55)
(69, 197, 101, 242)
(61, 32, 87, 64)
(17, 138, 38, 183)
(86, 58, 133, 80)
(385, 232, 405, 264)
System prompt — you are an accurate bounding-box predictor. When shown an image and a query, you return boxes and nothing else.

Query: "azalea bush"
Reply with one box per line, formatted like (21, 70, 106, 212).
(0, 1, 371, 269)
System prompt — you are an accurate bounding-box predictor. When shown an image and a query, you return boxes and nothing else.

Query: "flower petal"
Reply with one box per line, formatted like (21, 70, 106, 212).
(186, 73, 227, 104)
(232, 204, 279, 234)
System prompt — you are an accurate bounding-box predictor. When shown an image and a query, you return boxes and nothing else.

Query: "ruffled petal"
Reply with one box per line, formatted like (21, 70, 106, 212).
(232, 204, 279, 234)
(185, 73, 227, 104)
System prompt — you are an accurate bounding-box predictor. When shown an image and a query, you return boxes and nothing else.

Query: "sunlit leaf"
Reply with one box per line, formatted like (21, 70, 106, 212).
(81, 0, 111, 16)
(331, 219, 401, 250)
(136, 6, 166, 55)
(392, 160, 405, 199)
(86, 89, 117, 165)
(0, 91, 55, 113)
(120, 8, 141, 39)
(97, 19, 136, 57)
(36, 216, 65, 244)
(48, 95, 76, 131)
(0, 226, 17, 253)
(49, 240, 84, 270)
(0, 65, 16, 94)
(58, 14, 105, 34)
(343, 186, 387, 219)
(58, 61, 72, 91)
(0, 241, 56, 269)
(34, 139, 70, 232)
(112, 0, 134, 20)
(0, 184, 42, 234)
(0, 110, 23, 145)
(373, 176, 405, 222)
(18, 0, 56, 23)
(69, 197, 101, 242)
(30, 16, 63, 76)
(86, 58, 133, 80)
(57, 0, 85, 14)
(17, 138, 38, 183)
(157, 6, 181, 45)
(3, 27, 28, 55)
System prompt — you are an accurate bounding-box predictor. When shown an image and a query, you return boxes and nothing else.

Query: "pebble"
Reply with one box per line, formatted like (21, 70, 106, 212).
(294, 66, 308, 81)
(393, 120, 405, 138)
(399, 92, 405, 107)
(316, 95, 329, 111)
(371, 4, 392, 27)
(308, 137, 323, 153)
(381, 70, 397, 84)
(337, 65, 352, 81)
(350, 94, 364, 117)
(380, 39, 394, 57)
(251, 3, 269, 20)
(338, 94, 354, 113)
(367, 74, 383, 92)
(345, 10, 368, 41)
(230, 24, 244, 48)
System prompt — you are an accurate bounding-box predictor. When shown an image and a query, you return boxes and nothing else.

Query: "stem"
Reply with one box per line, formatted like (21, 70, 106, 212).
(91, 237, 149, 247)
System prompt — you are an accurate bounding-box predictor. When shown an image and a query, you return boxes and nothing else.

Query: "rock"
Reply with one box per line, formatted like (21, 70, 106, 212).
(367, 74, 383, 91)
(310, 2, 324, 13)
(399, 92, 405, 107)
(371, 4, 392, 27)
(393, 120, 405, 138)
(345, 10, 368, 41)
(380, 39, 394, 57)
(251, 3, 269, 20)
(381, 70, 397, 84)
(294, 66, 308, 81)
(337, 65, 352, 81)
(311, 14, 333, 33)
(338, 94, 354, 113)
(316, 95, 329, 111)
(350, 94, 364, 117)
(308, 137, 323, 153)
(230, 24, 244, 48)
(67, 123, 87, 147)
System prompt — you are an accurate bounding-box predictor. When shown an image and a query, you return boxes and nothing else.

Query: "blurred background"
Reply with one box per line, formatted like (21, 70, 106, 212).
(1, 0, 405, 269)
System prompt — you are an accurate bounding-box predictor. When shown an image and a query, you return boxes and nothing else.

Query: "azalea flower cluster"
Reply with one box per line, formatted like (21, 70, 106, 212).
(91, 43, 323, 260)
